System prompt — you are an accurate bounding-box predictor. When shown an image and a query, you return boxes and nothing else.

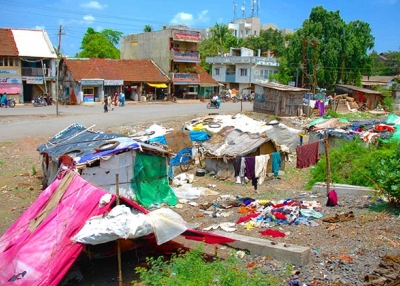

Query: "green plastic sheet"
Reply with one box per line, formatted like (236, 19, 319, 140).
(131, 153, 177, 207)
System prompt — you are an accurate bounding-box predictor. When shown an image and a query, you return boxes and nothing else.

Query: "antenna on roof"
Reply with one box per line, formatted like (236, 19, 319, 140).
(257, 0, 260, 16)
(251, 0, 254, 17)
(233, 2, 237, 19)
(241, 1, 245, 18)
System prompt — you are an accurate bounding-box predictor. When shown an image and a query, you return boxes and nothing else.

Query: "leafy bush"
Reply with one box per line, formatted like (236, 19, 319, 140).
(306, 138, 400, 204)
(133, 247, 284, 286)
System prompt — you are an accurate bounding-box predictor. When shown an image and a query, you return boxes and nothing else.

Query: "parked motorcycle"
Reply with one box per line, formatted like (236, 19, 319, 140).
(32, 96, 48, 107)
(0, 98, 16, 108)
(206, 100, 220, 109)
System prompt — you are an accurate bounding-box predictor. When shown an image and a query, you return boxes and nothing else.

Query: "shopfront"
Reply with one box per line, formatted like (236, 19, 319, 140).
(80, 79, 104, 103)
(104, 79, 123, 99)
(0, 69, 22, 103)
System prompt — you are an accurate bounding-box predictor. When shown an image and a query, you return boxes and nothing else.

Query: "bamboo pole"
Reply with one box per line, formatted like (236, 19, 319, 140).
(324, 130, 331, 195)
(115, 173, 122, 286)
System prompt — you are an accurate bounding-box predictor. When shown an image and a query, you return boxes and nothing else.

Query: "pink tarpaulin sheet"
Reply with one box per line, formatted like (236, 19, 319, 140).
(0, 172, 114, 286)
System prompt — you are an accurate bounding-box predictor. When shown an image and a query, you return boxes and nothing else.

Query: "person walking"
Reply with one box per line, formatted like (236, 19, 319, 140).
(103, 96, 108, 113)
(113, 92, 118, 107)
(119, 91, 125, 106)
(1, 92, 8, 108)
(107, 94, 113, 111)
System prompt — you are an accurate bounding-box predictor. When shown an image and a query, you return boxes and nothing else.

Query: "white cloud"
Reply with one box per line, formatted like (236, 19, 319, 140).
(169, 10, 210, 27)
(34, 25, 45, 30)
(81, 1, 108, 10)
(82, 14, 95, 24)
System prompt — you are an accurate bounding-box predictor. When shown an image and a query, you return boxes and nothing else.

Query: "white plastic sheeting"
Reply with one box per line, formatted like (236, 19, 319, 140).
(73, 205, 187, 246)
(173, 184, 219, 199)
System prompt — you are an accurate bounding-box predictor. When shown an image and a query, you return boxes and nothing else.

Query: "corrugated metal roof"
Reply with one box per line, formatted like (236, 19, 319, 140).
(335, 84, 382, 95)
(256, 82, 309, 92)
(12, 29, 57, 58)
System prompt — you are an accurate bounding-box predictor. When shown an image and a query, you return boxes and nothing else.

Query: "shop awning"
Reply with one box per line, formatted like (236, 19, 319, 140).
(0, 84, 22, 94)
(147, 83, 168, 88)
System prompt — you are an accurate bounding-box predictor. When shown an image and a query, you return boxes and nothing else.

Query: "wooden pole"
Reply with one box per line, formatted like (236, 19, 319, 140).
(324, 130, 331, 195)
(115, 173, 122, 286)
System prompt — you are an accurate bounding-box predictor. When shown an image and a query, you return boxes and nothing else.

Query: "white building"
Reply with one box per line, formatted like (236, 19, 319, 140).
(206, 47, 279, 94)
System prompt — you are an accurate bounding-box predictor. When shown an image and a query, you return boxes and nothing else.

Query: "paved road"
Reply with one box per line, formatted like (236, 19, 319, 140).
(0, 100, 253, 141)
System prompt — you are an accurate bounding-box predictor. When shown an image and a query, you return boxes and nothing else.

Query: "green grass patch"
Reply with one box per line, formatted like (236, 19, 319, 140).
(133, 247, 286, 286)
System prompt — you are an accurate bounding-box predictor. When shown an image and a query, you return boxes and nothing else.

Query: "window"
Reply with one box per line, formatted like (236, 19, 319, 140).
(0, 58, 3, 66)
(14, 58, 19, 66)
(214, 68, 220, 76)
(240, 68, 248, 76)
(4, 58, 8, 66)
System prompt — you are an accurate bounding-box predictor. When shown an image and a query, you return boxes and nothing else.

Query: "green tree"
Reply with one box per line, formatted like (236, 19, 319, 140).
(285, 6, 374, 90)
(78, 27, 121, 59)
(143, 25, 153, 32)
(209, 23, 232, 55)
(259, 28, 286, 57)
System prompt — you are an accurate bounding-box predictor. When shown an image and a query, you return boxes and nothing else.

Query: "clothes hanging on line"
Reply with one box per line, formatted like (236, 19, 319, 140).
(296, 141, 320, 169)
(255, 154, 270, 185)
(271, 152, 281, 178)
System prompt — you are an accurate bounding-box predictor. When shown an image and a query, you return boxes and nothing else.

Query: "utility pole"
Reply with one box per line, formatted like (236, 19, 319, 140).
(341, 53, 346, 84)
(301, 37, 307, 88)
(312, 40, 318, 96)
(56, 25, 63, 116)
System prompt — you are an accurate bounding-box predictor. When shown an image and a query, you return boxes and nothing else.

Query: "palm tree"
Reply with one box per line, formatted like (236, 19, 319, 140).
(210, 23, 231, 55)
(143, 25, 153, 33)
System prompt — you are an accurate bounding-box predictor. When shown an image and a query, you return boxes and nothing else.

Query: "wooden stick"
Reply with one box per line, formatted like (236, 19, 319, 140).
(115, 173, 122, 286)
(324, 130, 331, 195)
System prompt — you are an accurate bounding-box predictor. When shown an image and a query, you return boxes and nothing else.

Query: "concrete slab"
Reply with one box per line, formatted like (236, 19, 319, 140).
(213, 230, 311, 266)
(312, 182, 377, 196)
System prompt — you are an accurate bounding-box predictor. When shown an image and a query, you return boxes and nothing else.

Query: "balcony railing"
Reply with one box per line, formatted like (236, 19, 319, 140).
(225, 74, 236, 82)
(22, 67, 53, 77)
(172, 50, 200, 62)
(172, 73, 200, 84)
(206, 56, 279, 66)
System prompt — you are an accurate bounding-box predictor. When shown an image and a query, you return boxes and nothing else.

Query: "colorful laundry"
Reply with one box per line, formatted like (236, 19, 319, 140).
(236, 213, 261, 224)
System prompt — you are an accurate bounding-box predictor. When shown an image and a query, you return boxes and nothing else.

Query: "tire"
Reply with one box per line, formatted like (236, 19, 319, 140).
(179, 153, 192, 172)
(208, 123, 221, 128)
(172, 96, 177, 102)
(8, 101, 15, 108)
(233, 98, 238, 103)
(206, 103, 211, 109)
(96, 140, 120, 151)
(33, 102, 39, 107)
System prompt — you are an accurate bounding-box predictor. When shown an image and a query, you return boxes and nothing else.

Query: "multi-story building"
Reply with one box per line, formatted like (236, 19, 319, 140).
(0, 28, 57, 103)
(206, 47, 279, 94)
(120, 26, 206, 98)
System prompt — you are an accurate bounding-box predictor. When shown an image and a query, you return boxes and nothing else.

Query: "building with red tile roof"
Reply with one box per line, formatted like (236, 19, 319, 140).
(61, 58, 170, 103)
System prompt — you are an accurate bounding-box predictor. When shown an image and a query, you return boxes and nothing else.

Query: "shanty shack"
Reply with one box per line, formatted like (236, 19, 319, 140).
(36, 123, 177, 207)
(253, 82, 309, 116)
(202, 126, 287, 182)
(334, 84, 383, 111)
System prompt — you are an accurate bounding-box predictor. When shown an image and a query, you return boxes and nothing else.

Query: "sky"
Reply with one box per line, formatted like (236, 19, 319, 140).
(0, 0, 399, 57)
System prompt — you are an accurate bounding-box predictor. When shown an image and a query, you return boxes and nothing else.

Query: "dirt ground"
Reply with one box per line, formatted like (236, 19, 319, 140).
(1, 112, 400, 285)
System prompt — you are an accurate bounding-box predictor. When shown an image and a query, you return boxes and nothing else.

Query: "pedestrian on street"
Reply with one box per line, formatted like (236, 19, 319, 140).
(113, 92, 118, 107)
(1, 92, 8, 108)
(107, 94, 113, 111)
(103, 97, 108, 113)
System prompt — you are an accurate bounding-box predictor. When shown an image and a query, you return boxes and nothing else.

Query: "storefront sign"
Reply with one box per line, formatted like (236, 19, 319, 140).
(26, 77, 43, 84)
(0, 77, 22, 84)
(104, 80, 123, 86)
(81, 79, 103, 86)
(0, 69, 18, 75)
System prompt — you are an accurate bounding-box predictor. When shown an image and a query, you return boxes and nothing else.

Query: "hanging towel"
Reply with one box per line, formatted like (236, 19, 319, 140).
(255, 154, 270, 185)
(233, 157, 241, 177)
(271, 152, 281, 178)
(245, 157, 257, 190)
(296, 141, 320, 169)
(239, 157, 246, 184)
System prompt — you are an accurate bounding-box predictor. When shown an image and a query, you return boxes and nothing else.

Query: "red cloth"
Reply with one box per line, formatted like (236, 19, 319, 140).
(272, 212, 287, 220)
(326, 189, 338, 207)
(183, 229, 235, 244)
(296, 141, 320, 169)
(236, 213, 261, 224)
(259, 229, 286, 238)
